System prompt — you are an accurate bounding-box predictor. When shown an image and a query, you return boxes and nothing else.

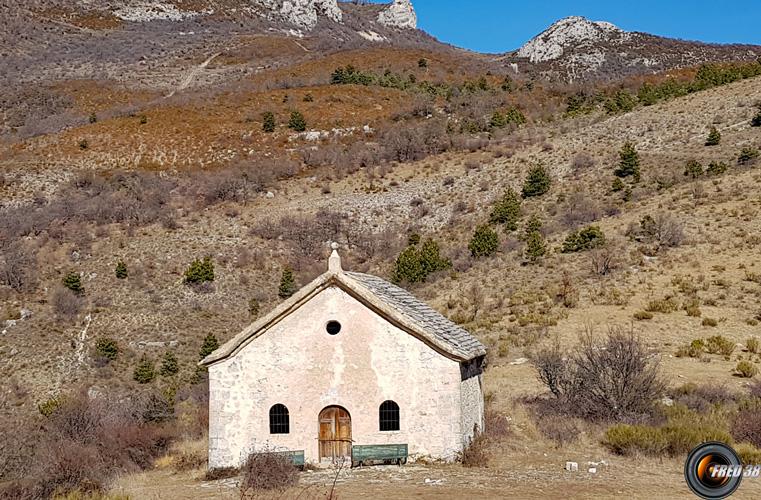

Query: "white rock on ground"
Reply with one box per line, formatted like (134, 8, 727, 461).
(378, 0, 417, 29)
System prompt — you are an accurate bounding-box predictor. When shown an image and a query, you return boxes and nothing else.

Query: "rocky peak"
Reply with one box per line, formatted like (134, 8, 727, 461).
(517, 16, 625, 63)
(257, 0, 343, 29)
(378, 0, 417, 30)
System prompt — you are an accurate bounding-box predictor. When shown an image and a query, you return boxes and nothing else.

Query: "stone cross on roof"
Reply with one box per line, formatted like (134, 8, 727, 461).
(328, 242, 342, 273)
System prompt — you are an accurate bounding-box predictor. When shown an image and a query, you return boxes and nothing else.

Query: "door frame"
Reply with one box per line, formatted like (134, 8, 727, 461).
(317, 405, 352, 463)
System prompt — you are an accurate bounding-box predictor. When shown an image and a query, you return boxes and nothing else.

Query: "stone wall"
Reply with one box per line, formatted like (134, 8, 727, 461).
(207, 285, 480, 468)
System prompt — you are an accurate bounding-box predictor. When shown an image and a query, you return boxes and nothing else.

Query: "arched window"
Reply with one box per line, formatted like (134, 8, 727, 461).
(269, 404, 290, 434)
(379, 400, 400, 431)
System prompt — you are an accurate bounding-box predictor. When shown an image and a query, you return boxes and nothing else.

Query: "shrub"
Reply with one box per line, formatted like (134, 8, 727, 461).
(522, 164, 551, 198)
(62, 272, 84, 294)
(733, 405, 761, 448)
(673, 383, 736, 412)
(38, 396, 64, 417)
(702, 318, 719, 328)
(738, 146, 760, 166)
(605, 90, 637, 114)
(51, 287, 83, 319)
(489, 187, 521, 230)
(468, 225, 499, 258)
(199, 334, 219, 361)
(531, 326, 665, 422)
(287, 111, 307, 132)
(160, 351, 179, 377)
(747, 338, 760, 354)
(634, 311, 654, 321)
(262, 111, 276, 133)
(461, 430, 489, 467)
(524, 231, 547, 262)
(627, 213, 684, 249)
(611, 177, 624, 192)
(489, 111, 508, 129)
(615, 142, 641, 181)
(248, 298, 260, 319)
(418, 58, 428, 68)
(706, 161, 729, 175)
(133, 356, 155, 384)
(392, 238, 451, 283)
(239, 451, 299, 495)
(115, 260, 128, 279)
(603, 424, 668, 455)
(705, 126, 722, 146)
(676, 339, 706, 358)
(184, 257, 214, 285)
(278, 268, 297, 299)
(736, 361, 759, 378)
(736, 444, 761, 465)
(705, 335, 734, 355)
(684, 160, 704, 179)
(561, 225, 606, 253)
(752, 108, 761, 127)
(95, 337, 118, 361)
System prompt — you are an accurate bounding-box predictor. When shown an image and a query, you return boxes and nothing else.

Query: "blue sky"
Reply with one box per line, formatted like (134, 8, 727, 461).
(366, 1, 761, 53)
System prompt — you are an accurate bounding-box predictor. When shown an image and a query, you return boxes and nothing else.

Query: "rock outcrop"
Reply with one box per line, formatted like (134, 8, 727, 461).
(378, 0, 417, 30)
(517, 16, 625, 63)
(272, 0, 343, 29)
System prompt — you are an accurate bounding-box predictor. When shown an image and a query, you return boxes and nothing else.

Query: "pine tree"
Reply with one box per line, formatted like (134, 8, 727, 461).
(705, 126, 721, 146)
(392, 245, 424, 284)
(133, 355, 155, 384)
(199, 333, 219, 360)
(614, 142, 641, 182)
(684, 160, 704, 179)
(521, 215, 543, 241)
(524, 231, 547, 262)
(278, 268, 297, 299)
(489, 187, 521, 230)
(184, 256, 214, 285)
(160, 351, 179, 377)
(262, 111, 276, 133)
(115, 260, 128, 279)
(288, 111, 307, 132)
(468, 225, 499, 258)
(62, 272, 84, 294)
(522, 164, 552, 198)
(490, 111, 507, 130)
(95, 337, 118, 361)
(418, 239, 452, 276)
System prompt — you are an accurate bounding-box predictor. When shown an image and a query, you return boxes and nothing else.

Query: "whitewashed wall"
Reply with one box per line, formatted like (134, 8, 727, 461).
(207, 286, 483, 468)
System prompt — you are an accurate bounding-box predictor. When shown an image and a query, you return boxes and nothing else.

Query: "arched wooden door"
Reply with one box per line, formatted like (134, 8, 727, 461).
(318, 406, 352, 463)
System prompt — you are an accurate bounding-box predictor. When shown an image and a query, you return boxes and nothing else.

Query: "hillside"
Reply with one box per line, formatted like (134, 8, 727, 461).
(2, 4, 761, 499)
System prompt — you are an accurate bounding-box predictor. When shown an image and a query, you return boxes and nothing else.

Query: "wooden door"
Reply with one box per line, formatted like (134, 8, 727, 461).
(318, 406, 352, 462)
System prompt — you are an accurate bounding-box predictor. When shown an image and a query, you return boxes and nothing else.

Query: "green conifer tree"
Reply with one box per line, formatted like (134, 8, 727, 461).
(489, 187, 522, 230)
(522, 164, 552, 198)
(160, 351, 179, 377)
(262, 111, 276, 133)
(705, 126, 721, 146)
(288, 111, 307, 132)
(469, 225, 500, 258)
(133, 355, 155, 384)
(62, 272, 84, 294)
(614, 142, 641, 182)
(278, 268, 297, 299)
(115, 260, 128, 279)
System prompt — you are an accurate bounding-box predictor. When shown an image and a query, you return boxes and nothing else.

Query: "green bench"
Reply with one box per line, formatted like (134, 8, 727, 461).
(351, 444, 408, 467)
(272, 450, 305, 467)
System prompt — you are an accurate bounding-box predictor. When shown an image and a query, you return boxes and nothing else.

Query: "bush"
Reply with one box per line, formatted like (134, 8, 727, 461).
(248, 298, 260, 319)
(673, 383, 735, 412)
(262, 111, 276, 133)
(627, 213, 684, 249)
(239, 451, 299, 495)
(684, 160, 704, 179)
(62, 272, 84, 294)
(522, 164, 551, 198)
(738, 146, 759, 166)
(752, 108, 761, 127)
(705, 126, 721, 146)
(287, 111, 307, 132)
(705, 335, 734, 355)
(133, 355, 155, 384)
(461, 430, 489, 467)
(561, 225, 606, 253)
(736, 361, 759, 378)
(524, 231, 547, 262)
(676, 339, 706, 358)
(115, 260, 128, 279)
(489, 187, 521, 230)
(278, 268, 296, 299)
(634, 311, 654, 321)
(603, 424, 668, 455)
(38, 396, 65, 417)
(747, 338, 760, 354)
(531, 326, 665, 422)
(706, 161, 729, 175)
(52, 287, 83, 319)
(199, 334, 219, 361)
(160, 351, 179, 377)
(184, 257, 214, 285)
(733, 405, 761, 448)
(468, 225, 499, 258)
(392, 238, 451, 283)
(615, 142, 641, 181)
(95, 337, 118, 361)
(736, 443, 761, 465)
(703, 318, 719, 327)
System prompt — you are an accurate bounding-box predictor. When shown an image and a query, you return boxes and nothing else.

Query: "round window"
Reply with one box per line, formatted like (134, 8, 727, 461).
(326, 321, 342, 335)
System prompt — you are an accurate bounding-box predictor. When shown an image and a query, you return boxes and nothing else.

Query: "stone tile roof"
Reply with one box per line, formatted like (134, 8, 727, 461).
(346, 272, 487, 360)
